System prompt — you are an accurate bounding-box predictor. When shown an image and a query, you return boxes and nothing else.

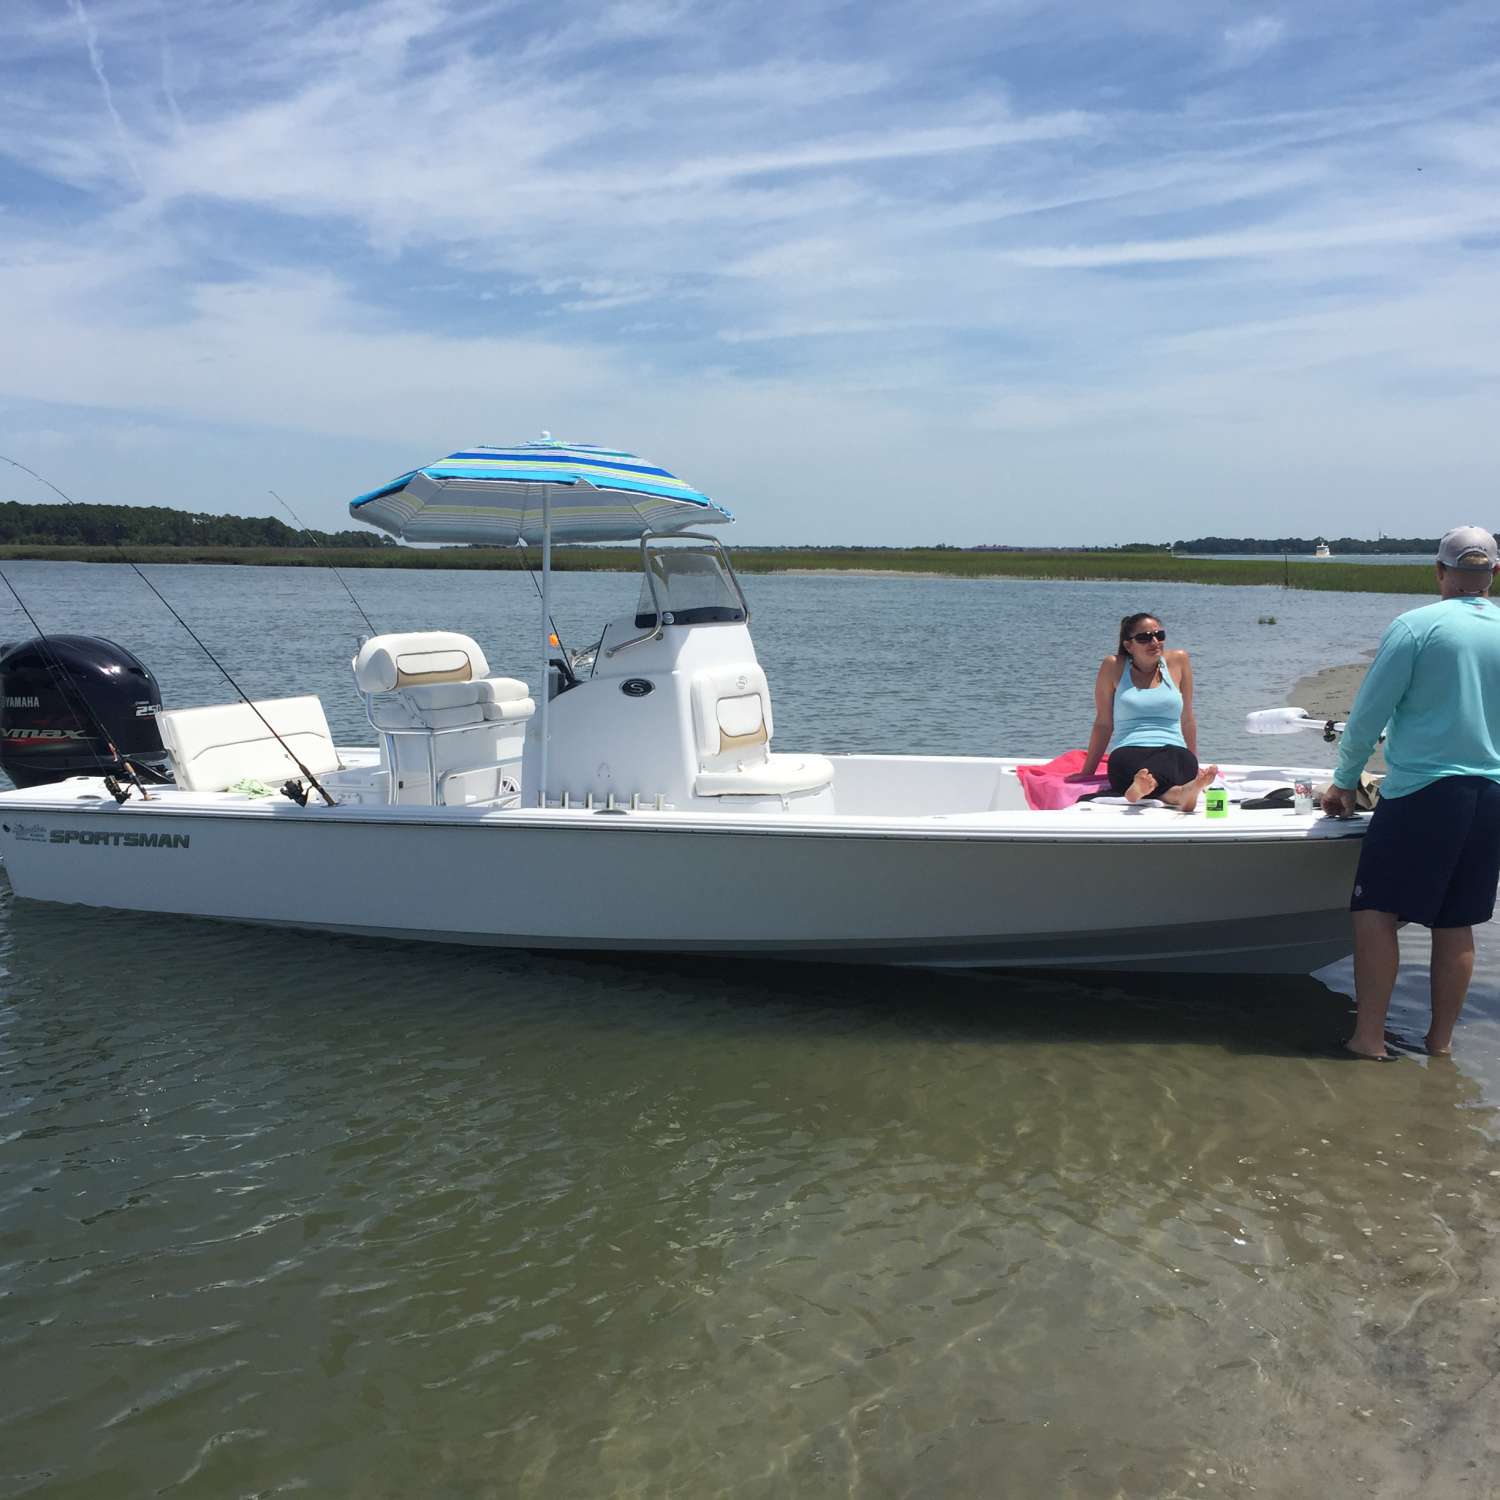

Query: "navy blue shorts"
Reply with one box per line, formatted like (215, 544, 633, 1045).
(1351, 775, 1500, 928)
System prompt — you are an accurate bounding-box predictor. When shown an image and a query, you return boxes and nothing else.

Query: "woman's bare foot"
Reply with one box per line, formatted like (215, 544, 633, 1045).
(1125, 768, 1158, 803)
(1424, 1033, 1454, 1056)
(1164, 764, 1219, 813)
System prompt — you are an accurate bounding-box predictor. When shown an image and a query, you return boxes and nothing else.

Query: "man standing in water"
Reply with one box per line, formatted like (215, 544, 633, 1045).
(1323, 526, 1500, 1059)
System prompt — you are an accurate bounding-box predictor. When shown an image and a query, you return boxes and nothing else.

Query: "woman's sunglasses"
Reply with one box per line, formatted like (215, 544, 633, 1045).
(1127, 630, 1167, 644)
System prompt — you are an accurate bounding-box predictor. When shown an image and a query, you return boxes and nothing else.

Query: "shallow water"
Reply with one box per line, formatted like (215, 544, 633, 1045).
(3, 564, 1499, 1497)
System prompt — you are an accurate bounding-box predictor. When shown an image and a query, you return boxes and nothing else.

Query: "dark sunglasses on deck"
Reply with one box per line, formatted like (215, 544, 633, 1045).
(1127, 630, 1167, 644)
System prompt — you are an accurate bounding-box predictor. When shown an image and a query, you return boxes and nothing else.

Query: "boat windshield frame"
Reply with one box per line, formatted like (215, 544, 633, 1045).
(606, 533, 750, 658)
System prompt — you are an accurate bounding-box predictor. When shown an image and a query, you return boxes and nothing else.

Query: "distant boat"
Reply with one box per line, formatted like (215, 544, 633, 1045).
(1314, 540, 1331, 558)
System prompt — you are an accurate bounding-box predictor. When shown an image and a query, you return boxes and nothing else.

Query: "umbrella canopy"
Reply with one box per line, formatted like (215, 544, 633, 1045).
(348, 441, 733, 545)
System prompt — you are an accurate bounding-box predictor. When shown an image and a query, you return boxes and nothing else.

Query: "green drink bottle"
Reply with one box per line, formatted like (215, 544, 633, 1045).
(1204, 773, 1227, 819)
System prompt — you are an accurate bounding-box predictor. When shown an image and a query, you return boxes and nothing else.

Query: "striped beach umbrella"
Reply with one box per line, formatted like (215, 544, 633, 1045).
(348, 437, 734, 806)
(349, 439, 733, 545)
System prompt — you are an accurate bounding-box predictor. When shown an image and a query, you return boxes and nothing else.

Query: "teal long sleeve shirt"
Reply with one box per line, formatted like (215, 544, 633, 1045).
(1334, 595, 1500, 799)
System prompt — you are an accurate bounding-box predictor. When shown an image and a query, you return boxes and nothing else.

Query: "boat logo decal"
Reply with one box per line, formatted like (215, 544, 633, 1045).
(48, 829, 191, 849)
(1, 728, 85, 744)
(11, 822, 48, 843)
(620, 678, 654, 697)
(3, 696, 39, 708)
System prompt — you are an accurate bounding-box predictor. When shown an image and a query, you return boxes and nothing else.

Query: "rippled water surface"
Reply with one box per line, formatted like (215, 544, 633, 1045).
(3, 564, 1500, 1497)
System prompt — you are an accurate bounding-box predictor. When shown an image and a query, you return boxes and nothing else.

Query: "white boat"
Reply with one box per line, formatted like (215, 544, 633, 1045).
(1314, 541, 1332, 558)
(0, 444, 1367, 974)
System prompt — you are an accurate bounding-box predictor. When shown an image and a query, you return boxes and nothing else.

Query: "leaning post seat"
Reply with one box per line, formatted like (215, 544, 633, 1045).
(352, 632, 535, 805)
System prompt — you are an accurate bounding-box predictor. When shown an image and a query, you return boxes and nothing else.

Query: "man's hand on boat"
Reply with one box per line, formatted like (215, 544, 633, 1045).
(1322, 784, 1359, 819)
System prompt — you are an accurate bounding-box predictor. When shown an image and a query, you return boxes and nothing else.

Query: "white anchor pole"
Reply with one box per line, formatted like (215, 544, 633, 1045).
(539, 487, 552, 807)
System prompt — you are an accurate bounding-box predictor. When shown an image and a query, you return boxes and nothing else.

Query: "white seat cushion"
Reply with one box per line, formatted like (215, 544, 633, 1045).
(404, 681, 484, 711)
(482, 697, 536, 723)
(695, 752, 834, 798)
(368, 694, 485, 731)
(158, 695, 341, 793)
(353, 632, 491, 693)
(716, 693, 766, 745)
(414, 702, 485, 729)
(476, 676, 530, 704)
(691, 664, 774, 765)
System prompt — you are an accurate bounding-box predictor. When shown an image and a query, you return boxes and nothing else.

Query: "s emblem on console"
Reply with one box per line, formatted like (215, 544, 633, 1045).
(620, 679, 654, 698)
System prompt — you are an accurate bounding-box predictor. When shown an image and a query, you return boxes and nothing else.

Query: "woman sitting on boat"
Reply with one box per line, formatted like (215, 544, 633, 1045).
(1078, 613, 1219, 811)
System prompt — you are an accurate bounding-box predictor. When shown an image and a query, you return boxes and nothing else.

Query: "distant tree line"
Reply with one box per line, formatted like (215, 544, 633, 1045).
(0, 501, 396, 548)
(1172, 535, 1465, 556)
(0, 503, 1475, 558)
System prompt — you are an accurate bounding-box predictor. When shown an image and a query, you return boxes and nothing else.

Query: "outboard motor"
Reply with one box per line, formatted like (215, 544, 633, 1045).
(0, 636, 168, 788)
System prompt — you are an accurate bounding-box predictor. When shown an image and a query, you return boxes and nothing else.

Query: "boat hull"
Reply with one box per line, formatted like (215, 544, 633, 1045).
(0, 801, 1362, 974)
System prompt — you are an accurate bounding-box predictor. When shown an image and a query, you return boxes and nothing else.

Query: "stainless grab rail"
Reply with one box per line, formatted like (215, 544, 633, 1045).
(363, 694, 522, 807)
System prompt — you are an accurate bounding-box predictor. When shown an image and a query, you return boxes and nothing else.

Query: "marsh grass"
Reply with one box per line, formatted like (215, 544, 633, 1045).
(0, 545, 1432, 594)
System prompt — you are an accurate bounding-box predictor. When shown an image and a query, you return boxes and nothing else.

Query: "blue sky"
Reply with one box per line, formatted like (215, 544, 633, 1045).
(1, 0, 1497, 545)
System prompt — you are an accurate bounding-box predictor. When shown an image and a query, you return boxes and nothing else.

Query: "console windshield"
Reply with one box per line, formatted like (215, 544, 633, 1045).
(635, 545, 747, 628)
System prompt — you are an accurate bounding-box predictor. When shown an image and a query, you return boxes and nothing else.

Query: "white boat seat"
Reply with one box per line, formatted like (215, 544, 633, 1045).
(688, 662, 831, 797)
(352, 633, 533, 805)
(157, 695, 341, 793)
(691, 663, 774, 769)
(353, 631, 492, 692)
(354, 634, 534, 731)
(696, 752, 835, 798)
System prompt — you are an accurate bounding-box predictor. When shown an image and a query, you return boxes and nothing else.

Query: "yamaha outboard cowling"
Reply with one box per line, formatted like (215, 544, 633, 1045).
(0, 636, 167, 788)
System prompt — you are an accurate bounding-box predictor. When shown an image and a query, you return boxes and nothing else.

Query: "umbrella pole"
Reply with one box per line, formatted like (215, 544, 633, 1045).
(539, 490, 552, 807)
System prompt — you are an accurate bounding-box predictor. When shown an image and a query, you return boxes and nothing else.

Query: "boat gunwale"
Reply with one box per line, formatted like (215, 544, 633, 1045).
(0, 789, 1369, 845)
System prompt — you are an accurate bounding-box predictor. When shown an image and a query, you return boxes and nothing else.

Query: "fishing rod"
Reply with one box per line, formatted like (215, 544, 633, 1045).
(268, 488, 380, 637)
(0, 453, 335, 806)
(0, 455, 152, 801)
(122, 565, 336, 804)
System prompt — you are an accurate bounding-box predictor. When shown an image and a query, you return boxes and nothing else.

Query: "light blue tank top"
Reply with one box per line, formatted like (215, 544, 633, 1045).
(1110, 656, 1187, 751)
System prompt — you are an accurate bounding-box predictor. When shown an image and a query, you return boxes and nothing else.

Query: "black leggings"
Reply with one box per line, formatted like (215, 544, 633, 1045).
(1107, 745, 1200, 798)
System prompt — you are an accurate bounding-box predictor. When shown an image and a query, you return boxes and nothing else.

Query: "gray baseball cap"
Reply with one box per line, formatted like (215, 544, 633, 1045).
(1437, 525, 1499, 569)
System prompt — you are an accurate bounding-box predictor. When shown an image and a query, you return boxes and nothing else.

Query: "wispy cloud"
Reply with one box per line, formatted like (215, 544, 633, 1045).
(1221, 14, 1286, 66)
(0, 0, 1497, 542)
(1003, 209, 1500, 268)
(65, 0, 144, 187)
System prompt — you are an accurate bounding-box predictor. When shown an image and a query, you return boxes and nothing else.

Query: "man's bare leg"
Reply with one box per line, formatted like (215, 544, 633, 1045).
(1347, 909, 1401, 1057)
(1426, 925, 1475, 1055)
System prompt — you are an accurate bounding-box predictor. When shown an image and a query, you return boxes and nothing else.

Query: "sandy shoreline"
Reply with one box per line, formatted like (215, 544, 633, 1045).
(1286, 654, 1385, 769)
(770, 567, 950, 579)
(1288, 654, 1376, 718)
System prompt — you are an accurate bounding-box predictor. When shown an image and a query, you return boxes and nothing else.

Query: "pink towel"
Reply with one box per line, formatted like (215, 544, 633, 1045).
(1016, 750, 1111, 810)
